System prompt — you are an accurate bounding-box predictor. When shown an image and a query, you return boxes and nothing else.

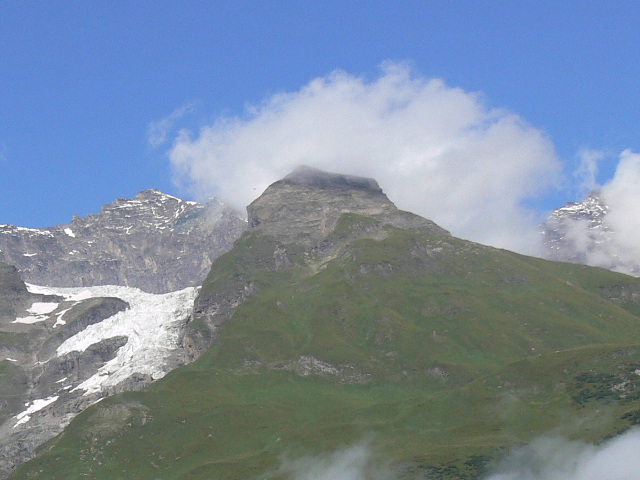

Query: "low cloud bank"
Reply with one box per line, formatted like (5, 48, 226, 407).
(485, 428, 640, 480)
(275, 443, 393, 480)
(273, 430, 640, 480)
(168, 62, 561, 254)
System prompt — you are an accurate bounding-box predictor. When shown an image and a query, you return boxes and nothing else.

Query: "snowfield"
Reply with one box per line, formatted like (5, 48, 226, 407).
(14, 396, 59, 428)
(25, 283, 199, 395)
(14, 301, 60, 324)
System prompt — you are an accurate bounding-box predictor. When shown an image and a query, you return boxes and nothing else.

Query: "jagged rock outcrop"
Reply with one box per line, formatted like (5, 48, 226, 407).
(0, 190, 247, 293)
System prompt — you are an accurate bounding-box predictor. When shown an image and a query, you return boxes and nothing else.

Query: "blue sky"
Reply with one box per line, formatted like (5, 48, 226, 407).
(1, 1, 638, 250)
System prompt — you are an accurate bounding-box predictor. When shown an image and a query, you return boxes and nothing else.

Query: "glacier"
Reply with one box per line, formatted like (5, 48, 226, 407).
(25, 283, 199, 396)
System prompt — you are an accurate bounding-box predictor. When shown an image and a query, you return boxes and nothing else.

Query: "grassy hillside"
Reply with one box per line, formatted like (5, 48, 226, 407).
(12, 220, 640, 479)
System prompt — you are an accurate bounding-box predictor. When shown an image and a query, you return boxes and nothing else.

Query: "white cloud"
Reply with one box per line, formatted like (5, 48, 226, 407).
(148, 102, 196, 148)
(599, 150, 640, 271)
(275, 443, 393, 480)
(484, 429, 640, 480)
(574, 149, 604, 196)
(547, 150, 640, 276)
(168, 62, 561, 253)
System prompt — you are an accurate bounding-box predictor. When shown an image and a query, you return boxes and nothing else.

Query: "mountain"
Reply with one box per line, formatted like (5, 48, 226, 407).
(0, 189, 247, 477)
(185, 166, 449, 360)
(12, 167, 640, 480)
(0, 190, 247, 294)
(0, 262, 198, 477)
(541, 191, 640, 276)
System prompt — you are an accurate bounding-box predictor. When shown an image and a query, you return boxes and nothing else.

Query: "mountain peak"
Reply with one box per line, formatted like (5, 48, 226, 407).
(247, 166, 448, 245)
(282, 165, 382, 193)
(135, 189, 184, 203)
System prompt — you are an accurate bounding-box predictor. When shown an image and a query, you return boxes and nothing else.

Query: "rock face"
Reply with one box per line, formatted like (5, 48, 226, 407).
(541, 191, 639, 276)
(0, 189, 246, 477)
(0, 190, 247, 293)
(0, 263, 31, 320)
(247, 166, 448, 246)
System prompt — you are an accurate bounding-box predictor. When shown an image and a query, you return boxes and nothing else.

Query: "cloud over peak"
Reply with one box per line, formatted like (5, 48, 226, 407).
(169, 62, 561, 253)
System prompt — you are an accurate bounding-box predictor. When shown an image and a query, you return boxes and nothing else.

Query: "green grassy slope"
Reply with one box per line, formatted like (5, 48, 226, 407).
(12, 222, 640, 479)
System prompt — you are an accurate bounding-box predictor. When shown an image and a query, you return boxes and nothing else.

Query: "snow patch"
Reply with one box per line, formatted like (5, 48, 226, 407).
(14, 395, 59, 428)
(63, 228, 75, 237)
(5, 358, 17, 362)
(0, 225, 54, 236)
(53, 308, 70, 327)
(23, 253, 38, 257)
(29, 303, 59, 315)
(156, 191, 182, 202)
(13, 301, 59, 324)
(26, 284, 93, 302)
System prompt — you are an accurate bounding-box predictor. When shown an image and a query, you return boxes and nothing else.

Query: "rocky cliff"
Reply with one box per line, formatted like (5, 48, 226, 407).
(0, 190, 247, 293)
(0, 277, 198, 478)
(0, 263, 31, 320)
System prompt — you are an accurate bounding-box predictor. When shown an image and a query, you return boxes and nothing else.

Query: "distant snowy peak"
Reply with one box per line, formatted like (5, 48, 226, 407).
(71, 189, 207, 234)
(0, 190, 247, 293)
(547, 191, 609, 223)
(542, 191, 638, 276)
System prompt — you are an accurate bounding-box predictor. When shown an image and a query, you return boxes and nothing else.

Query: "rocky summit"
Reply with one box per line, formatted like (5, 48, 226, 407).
(187, 166, 451, 360)
(0, 190, 247, 293)
(247, 165, 448, 246)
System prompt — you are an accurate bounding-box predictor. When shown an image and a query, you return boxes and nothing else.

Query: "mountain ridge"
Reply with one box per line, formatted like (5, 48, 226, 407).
(0, 190, 247, 293)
